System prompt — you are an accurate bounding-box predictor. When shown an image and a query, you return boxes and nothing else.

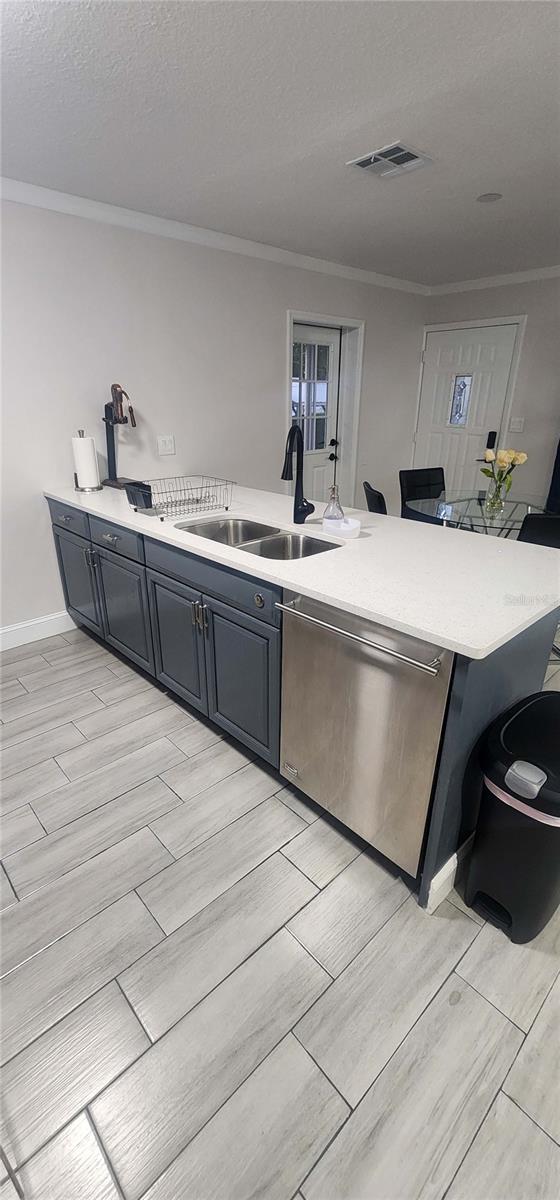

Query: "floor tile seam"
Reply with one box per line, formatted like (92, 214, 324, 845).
(0, 725, 89, 782)
(160, 753, 262, 808)
(317, 888, 415, 981)
(32, 763, 184, 837)
(1, 941, 161, 1069)
(85, 1108, 127, 1199)
(446, 894, 484, 926)
(1, 865, 333, 1082)
(1, 820, 175, 904)
(0, 840, 182, 980)
(118, 1022, 346, 1200)
(284, 928, 335, 982)
(119, 884, 335, 1044)
(291, 1028, 352, 1112)
(453, 963, 541, 1034)
(519, 963, 560, 1034)
(1, 676, 114, 722)
(328, 967, 516, 1121)
(298, 971, 526, 1199)
(499, 1088, 560, 1148)
(439, 1079, 518, 1200)
(497, 966, 560, 1093)
(153, 789, 289, 864)
(277, 849, 319, 890)
(52, 724, 191, 781)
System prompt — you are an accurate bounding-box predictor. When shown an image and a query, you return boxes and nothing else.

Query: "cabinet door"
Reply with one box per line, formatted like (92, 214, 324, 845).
(53, 527, 104, 637)
(95, 547, 154, 674)
(203, 596, 280, 766)
(147, 570, 207, 713)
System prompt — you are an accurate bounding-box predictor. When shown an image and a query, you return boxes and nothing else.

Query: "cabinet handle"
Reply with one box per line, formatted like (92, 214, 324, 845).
(191, 602, 198, 626)
(60, 514, 73, 524)
(202, 605, 209, 633)
(275, 601, 442, 676)
(101, 532, 119, 545)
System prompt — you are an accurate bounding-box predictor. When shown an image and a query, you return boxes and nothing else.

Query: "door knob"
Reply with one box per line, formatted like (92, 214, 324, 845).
(328, 453, 338, 462)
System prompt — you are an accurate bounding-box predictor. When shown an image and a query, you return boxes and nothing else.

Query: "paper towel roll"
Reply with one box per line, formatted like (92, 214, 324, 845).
(72, 435, 101, 490)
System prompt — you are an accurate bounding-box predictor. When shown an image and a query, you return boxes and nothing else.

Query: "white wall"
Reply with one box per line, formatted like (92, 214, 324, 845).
(1, 200, 424, 627)
(425, 278, 560, 500)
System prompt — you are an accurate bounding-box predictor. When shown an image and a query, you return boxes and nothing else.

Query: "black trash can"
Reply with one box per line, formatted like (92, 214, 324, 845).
(465, 692, 560, 944)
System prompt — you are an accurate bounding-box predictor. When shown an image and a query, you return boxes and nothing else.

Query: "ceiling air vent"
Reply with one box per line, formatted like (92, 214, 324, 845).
(346, 143, 432, 178)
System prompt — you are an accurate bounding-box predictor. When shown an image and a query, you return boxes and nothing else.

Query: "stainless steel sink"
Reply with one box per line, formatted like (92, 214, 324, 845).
(240, 533, 341, 559)
(175, 518, 280, 545)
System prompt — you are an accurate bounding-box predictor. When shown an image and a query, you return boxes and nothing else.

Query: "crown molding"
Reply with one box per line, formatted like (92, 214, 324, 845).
(2, 178, 558, 297)
(0, 177, 429, 295)
(429, 265, 560, 295)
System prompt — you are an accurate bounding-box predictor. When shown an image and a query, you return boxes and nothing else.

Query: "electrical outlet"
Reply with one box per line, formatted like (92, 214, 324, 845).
(509, 416, 525, 434)
(157, 434, 176, 456)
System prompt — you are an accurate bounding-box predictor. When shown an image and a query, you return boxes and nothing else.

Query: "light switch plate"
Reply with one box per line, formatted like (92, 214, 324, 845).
(509, 416, 525, 433)
(157, 434, 176, 455)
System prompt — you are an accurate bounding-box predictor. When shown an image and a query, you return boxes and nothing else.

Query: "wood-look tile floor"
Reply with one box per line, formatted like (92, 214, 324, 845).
(1, 631, 559, 1200)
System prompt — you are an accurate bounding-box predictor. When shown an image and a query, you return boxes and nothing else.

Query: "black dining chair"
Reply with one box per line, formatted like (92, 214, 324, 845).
(518, 513, 560, 549)
(399, 467, 445, 520)
(518, 514, 560, 660)
(363, 481, 387, 514)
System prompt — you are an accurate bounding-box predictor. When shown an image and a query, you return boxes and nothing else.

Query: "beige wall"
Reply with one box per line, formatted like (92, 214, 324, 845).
(425, 278, 560, 500)
(2, 200, 558, 630)
(1, 200, 424, 626)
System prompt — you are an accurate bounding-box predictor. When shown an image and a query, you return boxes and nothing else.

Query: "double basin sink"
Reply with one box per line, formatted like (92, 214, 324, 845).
(174, 518, 340, 559)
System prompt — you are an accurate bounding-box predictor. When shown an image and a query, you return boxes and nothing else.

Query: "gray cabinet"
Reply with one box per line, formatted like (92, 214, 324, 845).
(147, 570, 207, 713)
(53, 527, 104, 637)
(203, 597, 280, 765)
(95, 546, 155, 674)
(50, 509, 281, 767)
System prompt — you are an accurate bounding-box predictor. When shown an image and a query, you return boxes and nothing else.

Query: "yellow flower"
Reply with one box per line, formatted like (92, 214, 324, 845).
(512, 451, 528, 465)
(496, 449, 515, 469)
(484, 449, 496, 462)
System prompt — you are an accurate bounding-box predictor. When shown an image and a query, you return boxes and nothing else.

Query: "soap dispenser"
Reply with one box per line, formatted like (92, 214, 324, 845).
(323, 484, 345, 523)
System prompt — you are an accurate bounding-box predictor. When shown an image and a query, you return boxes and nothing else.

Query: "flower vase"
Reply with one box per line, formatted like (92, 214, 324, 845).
(485, 481, 505, 517)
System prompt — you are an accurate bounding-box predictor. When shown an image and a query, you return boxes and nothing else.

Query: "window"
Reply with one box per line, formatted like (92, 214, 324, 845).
(449, 375, 472, 426)
(292, 339, 330, 450)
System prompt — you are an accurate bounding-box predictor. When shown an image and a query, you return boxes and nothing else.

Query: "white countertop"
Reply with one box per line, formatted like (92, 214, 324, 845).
(44, 484, 560, 660)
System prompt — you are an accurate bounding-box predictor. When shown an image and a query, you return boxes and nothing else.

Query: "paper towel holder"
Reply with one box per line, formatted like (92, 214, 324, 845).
(74, 429, 103, 493)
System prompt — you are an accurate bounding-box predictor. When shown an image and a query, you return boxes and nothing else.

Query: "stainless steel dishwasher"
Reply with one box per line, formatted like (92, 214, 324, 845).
(278, 592, 454, 877)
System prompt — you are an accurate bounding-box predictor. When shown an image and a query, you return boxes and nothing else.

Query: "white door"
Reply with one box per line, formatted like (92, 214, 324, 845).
(414, 324, 518, 492)
(291, 324, 341, 502)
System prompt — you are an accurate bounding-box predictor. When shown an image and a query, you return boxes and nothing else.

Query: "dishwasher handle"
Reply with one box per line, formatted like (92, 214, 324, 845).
(275, 600, 442, 677)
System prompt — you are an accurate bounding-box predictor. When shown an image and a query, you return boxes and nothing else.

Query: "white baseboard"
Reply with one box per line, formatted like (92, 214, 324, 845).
(0, 611, 76, 651)
(425, 834, 475, 914)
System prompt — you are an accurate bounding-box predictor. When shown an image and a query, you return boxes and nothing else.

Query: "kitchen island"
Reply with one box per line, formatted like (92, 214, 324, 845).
(45, 484, 559, 909)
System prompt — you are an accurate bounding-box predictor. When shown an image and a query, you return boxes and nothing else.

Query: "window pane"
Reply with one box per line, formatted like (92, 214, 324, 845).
(315, 381, 328, 415)
(303, 343, 316, 381)
(317, 344, 329, 380)
(315, 418, 326, 449)
(449, 375, 472, 426)
(291, 382, 300, 422)
(292, 342, 302, 378)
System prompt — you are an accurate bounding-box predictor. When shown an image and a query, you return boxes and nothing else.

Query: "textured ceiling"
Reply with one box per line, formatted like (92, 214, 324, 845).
(2, 0, 559, 286)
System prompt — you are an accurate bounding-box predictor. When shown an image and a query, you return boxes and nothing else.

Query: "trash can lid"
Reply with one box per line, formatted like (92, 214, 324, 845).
(481, 692, 560, 818)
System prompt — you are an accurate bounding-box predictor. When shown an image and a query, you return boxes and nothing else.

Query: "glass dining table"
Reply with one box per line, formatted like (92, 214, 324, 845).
(406, 492, 547, 536)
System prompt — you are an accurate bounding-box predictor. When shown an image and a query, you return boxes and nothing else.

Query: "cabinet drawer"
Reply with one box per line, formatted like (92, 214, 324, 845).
(145, 539, 281, 625)
(47, 499, 90, 540)
(90, 517, 144, 563)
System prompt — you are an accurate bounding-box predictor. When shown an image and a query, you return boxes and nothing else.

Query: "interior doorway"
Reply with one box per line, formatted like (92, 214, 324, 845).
(414, 318, 526, 493)
(287, 311, 364, 507)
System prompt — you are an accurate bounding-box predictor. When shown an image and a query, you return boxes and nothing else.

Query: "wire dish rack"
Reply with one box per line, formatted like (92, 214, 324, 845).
(124, 476, 234, 521)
